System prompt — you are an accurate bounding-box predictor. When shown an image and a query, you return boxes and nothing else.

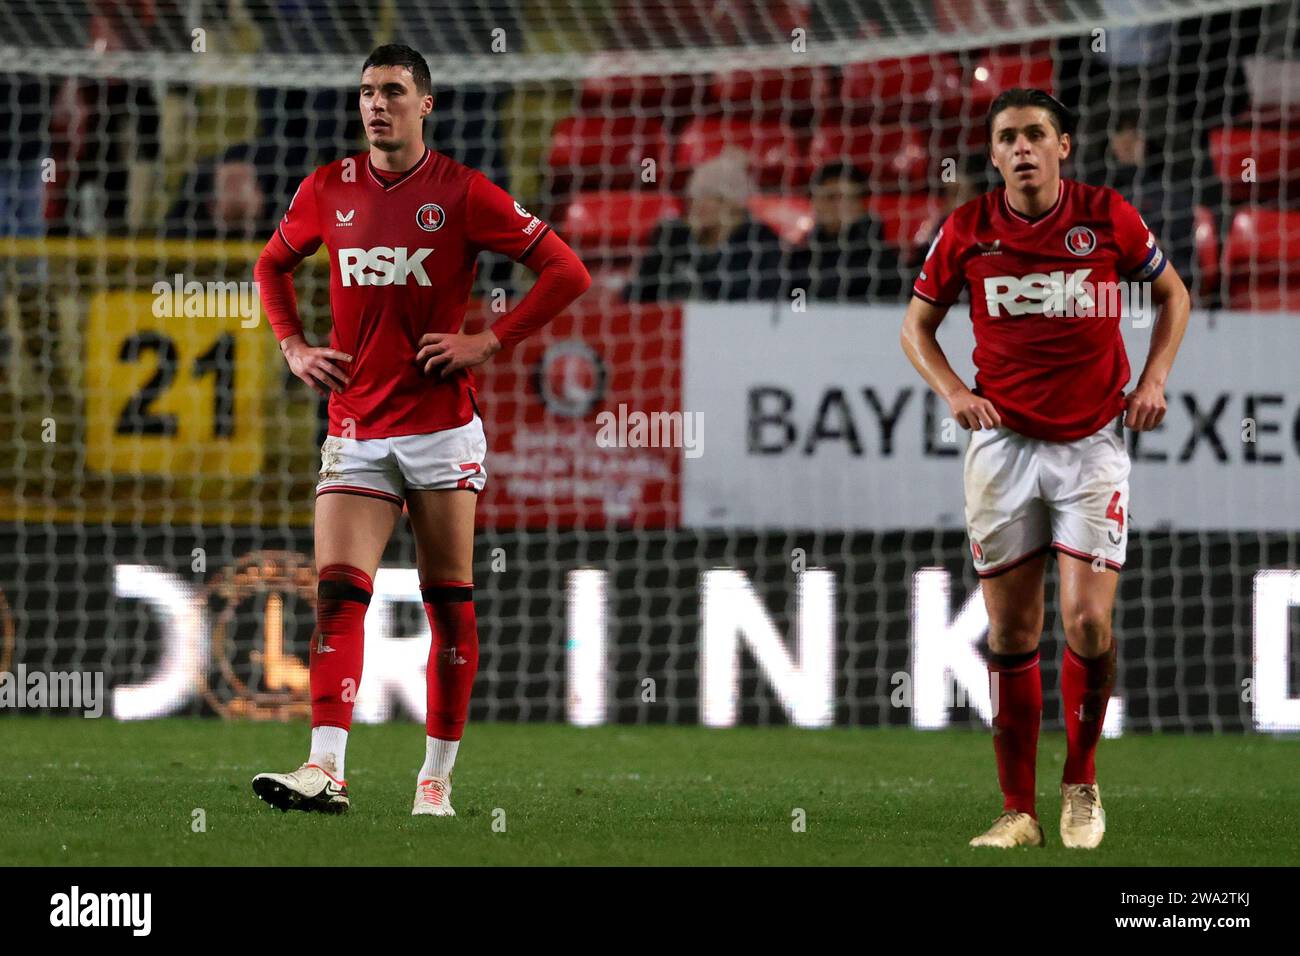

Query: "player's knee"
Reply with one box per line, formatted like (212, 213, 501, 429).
(986, 622, 1040, 655)
(1063, 607, 1112, 654)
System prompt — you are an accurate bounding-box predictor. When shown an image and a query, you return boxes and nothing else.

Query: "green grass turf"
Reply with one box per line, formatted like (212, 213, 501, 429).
(1, 718, 1296, 866)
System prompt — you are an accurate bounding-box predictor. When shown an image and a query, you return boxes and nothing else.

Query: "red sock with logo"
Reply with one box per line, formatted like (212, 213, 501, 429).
(421, 582, 480, 741)
(310, 564, 372, 731)
(1061, 643, 1117, 784)
(989, 650, 1042, 817)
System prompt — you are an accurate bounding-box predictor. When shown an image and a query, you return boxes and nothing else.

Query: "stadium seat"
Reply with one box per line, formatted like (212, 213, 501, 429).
(710, 67, 824, 119)
(966, 52, 1056, 113)
(559, 190, 683, 259)
(937, 1, 1059, 37)
(1223, 207, 1300, 308)
(746, 193, 942, 253)
(943, 50, 1056, 153)
(839, 54, 963, 121)
(747, 193, 933, 255)
(865, 193, 943, 256)
(935, 0, 986, 33)
(747, 195, 814, 246)
(582, 265, 638, 305)
(674, 116, 810, 188)
(1236, 284, 1295, 310)
(1193, 205, 1219, 298)
(1209, 127, 1300, 202)
(809, 124, 929, 191)
(578, 53, 711, 109)
(546, 115, 670, 193)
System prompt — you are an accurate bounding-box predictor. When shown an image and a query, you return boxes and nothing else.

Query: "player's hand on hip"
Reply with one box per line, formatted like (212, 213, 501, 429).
(281, 336, 352, 396)
(1124, 379, 1167, 431)
(947, 387, 1002, 430)
(417, 330, 502, 377)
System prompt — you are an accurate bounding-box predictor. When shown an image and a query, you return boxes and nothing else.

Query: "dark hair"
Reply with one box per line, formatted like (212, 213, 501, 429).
(985, 87, 1075, 143)
(361, 44, 432, 96)
(1113, 109, 1143, 134)
(811, 161, 869, 191)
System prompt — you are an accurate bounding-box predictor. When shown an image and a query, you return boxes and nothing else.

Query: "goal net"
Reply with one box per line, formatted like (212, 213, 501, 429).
(1, 0, 1297, 734)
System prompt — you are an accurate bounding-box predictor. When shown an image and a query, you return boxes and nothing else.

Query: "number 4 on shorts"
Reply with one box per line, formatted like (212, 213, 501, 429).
(1106, 491, 1125, 532)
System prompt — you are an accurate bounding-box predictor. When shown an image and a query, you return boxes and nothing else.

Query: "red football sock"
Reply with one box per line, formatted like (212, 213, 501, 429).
(310, 564, 372, 731)
(422, 582, 480, 741)
(989, 651, 1042, 817)
(1061, 643, 1117, 785)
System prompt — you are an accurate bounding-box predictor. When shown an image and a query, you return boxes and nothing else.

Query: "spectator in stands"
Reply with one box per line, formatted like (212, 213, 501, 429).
(1062, 0, 1176, 183)
(164, 143, 287, 240)
(623, 150, 782, 302)
(47, 1, 162, 234)
(1097, 111, 1197, 292)
(910, 158, 986, 269)
(1061, 6, 1258, 204)
(779, 162, 904, 302)
(248, 0, 373, 183)
(0, 72, 50, 238)
(0, 71, 51, 300)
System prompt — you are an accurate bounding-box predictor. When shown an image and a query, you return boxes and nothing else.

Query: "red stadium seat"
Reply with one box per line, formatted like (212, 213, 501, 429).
(674, 117, 810, 188)
(579, 53, 709, 109)
(711, 67, 824, 118)
(546, 115, 670, 192)
(967, 53, 1056, 113)
(935, 0, 985, 33)
(951, 52, 1056, 153)
(1193, 205, 1219, 297)
(1224, 207, 1300, 273)
(559, 191, 682, 259)
(839, 54, 963, 121)
(747, 195, 814, 246)
(747, 193, 934, 255)
(1223, 207, 1300, 308)
(1235, 284, 1295, 310)
(937, 2, 1058, 37)
(582, 265, 638, 305)
(866, 193, 943, 255)
(1209, 127, 1300, 202)
(809, 124, 929, 191)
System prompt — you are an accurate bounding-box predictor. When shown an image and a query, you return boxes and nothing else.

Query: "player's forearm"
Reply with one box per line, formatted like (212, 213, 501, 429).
(254, 239, 306, 343)
(901, 319, 968, 401)
(1136, 280, 1190, 389)
(490, 238, 592, 349)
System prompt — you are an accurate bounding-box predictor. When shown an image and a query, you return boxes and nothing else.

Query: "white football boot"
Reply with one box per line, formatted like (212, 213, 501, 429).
(1060, 783, 1106, 849)
(969, 810, 1046, 848)
(412, 775, 455, 817)
(252, 759, 349, 814)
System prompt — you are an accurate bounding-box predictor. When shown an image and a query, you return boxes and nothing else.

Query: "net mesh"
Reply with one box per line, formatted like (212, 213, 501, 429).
(0, 0, 1296, 733)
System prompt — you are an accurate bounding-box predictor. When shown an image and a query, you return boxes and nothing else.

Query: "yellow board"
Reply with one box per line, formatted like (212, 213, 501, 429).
(85, 289, 271, 477)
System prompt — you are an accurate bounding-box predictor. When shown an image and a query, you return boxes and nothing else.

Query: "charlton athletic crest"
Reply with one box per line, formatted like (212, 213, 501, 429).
(416, 202, 446, 232)
(1065, 225, 1096, 256)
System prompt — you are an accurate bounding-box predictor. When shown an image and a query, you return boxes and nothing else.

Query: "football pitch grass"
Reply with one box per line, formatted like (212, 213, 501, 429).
(2, 719, 1296, 867)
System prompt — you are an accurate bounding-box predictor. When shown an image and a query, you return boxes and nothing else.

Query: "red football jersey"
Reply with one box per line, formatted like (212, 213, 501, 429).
(275, 148, 553, 439)
(912, 178, 1167, 442)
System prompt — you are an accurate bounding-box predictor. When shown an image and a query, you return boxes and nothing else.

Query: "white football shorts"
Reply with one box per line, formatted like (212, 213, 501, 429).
(963, 414, 1129, 577)
(316, 415, 488, 505)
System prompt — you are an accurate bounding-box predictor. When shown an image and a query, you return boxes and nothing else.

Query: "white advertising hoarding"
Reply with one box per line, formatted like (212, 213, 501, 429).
(683, 304, 1300, 530)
